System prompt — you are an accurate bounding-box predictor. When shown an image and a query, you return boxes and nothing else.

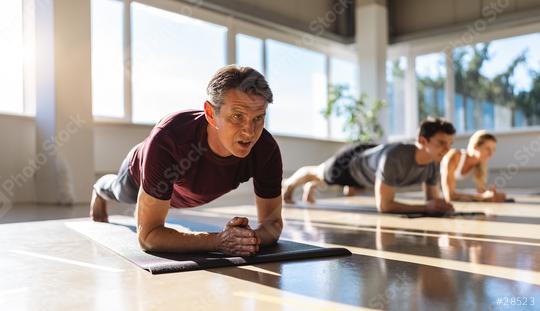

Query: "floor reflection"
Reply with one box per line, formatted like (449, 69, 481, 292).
(211, 251, 540, 310)
(281, 219, 540, 271)
(186, 210, 540, 310)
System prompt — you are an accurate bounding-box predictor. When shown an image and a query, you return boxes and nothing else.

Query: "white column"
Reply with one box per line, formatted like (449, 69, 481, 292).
(355, 0, 388, 141)
(325, 54, 332, 139)
(444, 48, 455, 124)
(226, 17, 237, 64)
(405, 52, 419, 138)
(34, 0, 95, 204)
(23, 0, 37, 115)
(123, 0, 133, 123)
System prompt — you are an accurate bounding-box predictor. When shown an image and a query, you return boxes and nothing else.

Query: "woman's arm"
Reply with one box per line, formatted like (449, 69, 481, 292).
(441, 151, 486, 202)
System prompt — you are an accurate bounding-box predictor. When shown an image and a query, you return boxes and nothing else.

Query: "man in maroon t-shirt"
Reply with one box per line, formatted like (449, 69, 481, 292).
(90, 65, 283, 257)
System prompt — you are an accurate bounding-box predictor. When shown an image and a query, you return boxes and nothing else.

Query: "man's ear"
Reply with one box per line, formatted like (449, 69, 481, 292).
(418, 136, 428, 146)
(204, 101, 217, 128)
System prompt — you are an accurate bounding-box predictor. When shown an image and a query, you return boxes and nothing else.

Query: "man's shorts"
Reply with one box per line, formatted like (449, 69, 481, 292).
(322, 143, 377, 187)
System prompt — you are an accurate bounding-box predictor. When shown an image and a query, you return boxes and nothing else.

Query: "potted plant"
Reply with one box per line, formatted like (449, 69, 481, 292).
(322, 84, 386, 142)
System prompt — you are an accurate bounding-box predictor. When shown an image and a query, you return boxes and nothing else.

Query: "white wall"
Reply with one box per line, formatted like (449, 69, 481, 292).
(0, 115, 36, 203)
(1, 115, 538, 205)
(93, 123, 153, 174)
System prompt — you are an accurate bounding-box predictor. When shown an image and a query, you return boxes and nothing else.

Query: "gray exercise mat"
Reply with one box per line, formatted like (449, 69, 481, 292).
(66, 217, 351, 274)
(285, 202, 379, 213)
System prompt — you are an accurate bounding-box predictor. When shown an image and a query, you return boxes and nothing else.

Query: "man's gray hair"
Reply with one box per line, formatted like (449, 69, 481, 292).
(206, 65, 273, 113)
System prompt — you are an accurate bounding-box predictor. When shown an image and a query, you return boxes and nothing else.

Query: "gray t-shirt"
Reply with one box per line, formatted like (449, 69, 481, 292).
(348, 143, 439, 188)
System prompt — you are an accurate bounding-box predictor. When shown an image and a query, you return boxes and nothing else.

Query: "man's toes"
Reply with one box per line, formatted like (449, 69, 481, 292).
(282, 187, 295, 204)
(306, 196, 316, 204)
(283, 195, 295, 204)
(93, 216, 109, 223)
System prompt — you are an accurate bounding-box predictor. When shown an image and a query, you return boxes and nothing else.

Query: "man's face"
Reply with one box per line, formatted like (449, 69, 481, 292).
(209, 90, 267, 158)
(419, 132, 454, 163)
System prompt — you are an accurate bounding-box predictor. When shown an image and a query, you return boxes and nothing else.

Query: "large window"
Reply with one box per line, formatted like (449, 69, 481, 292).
(266, 39, 327, 139)
(236, 34, 263, 73)
(454, 33, 540, 132)
(131, 2, 226, 124)
(91, 0, 125, 118)
(416, 53, 446, 122)
(0, 0, 24, 114)
(88, 0, 361, 140)
(386, 57, 407, 135)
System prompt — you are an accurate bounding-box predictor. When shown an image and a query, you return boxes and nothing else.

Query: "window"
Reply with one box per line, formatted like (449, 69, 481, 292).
(416, 53, 446, 122)
(454, 33, 540, 132)
(386, 57, 407, 135)
(329, 57, 359, 140)
(0, 0, 24, 114)
(91, 0, 125, 118)
(266, 39, 327, 139)
(236, 34, 263, 73)
(131, 2, 227, 124)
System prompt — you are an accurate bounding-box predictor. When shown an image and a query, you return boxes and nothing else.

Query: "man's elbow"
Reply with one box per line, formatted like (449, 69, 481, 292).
(137, 230, 158, 252)
(268, 234, 280, 245)
(137, 235, 152, 252)
(377, 201, 392, 214)
(271, 219, 284, 240)
(261, 219, 283, 244)
(444, 191, 457, 202)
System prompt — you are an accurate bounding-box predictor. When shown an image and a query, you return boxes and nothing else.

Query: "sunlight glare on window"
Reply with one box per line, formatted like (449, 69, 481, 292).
(91, 0, 125, 118)
(131, 3, 227, 124)
(0, 0, 24, 114)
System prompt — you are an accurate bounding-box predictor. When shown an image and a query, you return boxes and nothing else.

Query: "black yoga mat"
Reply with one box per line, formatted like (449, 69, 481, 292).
(402, 211, 487, 219)
(66, 217, 351, 274)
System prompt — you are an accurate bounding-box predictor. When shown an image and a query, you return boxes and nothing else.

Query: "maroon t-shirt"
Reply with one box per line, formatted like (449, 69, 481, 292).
(128, 110, 283, 208)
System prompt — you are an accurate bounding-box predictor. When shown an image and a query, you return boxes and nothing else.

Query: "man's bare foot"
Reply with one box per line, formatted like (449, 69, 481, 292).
(90, 190, 109, 223)
(343, 186, 361, 197)
(282, 180, 296, 204)
(302, 181, 318, 204)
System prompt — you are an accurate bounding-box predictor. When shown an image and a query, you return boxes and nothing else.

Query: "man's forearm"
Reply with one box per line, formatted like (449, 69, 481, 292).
(140, 226, 217, 253)
(380, 200, 427, 214)
(255, 219, 283, 245)
(449, 191, 487, 202)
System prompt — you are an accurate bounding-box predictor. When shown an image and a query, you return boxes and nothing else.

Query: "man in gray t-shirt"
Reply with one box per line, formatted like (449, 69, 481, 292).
(283, 118, 456, 215)
(348, 143, 439, 189)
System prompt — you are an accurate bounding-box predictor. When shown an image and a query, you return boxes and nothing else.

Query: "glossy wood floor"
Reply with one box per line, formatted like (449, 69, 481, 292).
(1, 190, 539, 310)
